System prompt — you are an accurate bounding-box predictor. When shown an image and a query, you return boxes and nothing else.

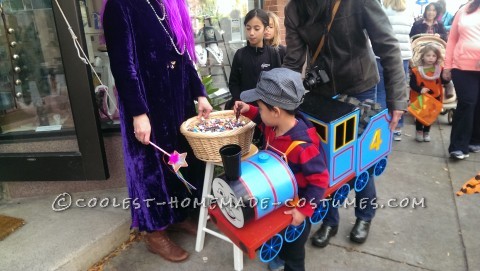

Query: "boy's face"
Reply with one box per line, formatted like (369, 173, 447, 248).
(257, 100, 279, 127)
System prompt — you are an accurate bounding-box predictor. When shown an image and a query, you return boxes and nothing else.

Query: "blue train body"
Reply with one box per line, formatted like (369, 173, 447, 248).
(300, 93, 393, 199)
(208, 93, 394, 263)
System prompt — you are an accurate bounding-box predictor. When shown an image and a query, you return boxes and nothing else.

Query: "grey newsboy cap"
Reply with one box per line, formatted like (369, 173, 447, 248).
(240, 68, 305, 111)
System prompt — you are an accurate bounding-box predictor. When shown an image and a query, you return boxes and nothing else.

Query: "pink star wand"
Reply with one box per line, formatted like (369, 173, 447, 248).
(149, 141, 197, 192)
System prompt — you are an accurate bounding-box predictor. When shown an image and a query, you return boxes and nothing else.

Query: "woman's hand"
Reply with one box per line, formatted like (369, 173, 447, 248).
(133, 114, 151, 145)
(234, 101, 249, 115)
(442, 69, 452, 81)
(389, 110, 404, 131)
(284, 208, 306, 227)
(197, 96, 212, 118)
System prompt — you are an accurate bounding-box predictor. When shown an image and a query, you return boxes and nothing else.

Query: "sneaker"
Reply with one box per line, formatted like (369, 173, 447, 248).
(393, 130, 402, 141)
(450, 151, 470, 160)
(423, 132, 431, 142)
(468, 145, 480, 153)
(416, 131, 424, 142)
(268, 256, 285, 271)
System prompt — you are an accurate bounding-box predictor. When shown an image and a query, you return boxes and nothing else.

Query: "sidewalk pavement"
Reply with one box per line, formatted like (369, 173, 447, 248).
(1, 113, 479, 271)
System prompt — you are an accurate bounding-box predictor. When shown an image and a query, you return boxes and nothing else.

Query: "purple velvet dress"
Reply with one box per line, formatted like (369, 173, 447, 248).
(103, 0, 206, 232)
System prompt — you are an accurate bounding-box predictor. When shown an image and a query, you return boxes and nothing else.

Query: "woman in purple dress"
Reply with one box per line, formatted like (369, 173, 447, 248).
(103, 0, 212, 262)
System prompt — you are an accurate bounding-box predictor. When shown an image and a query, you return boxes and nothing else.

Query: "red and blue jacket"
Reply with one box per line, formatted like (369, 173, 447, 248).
(244, 106, 329, 217)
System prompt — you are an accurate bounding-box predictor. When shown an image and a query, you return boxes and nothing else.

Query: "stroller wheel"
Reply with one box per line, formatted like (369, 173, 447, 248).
(448, 109, 454, 124)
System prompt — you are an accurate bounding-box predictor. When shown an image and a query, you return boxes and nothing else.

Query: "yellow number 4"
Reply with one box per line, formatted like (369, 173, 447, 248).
(370, 129, 382, 151)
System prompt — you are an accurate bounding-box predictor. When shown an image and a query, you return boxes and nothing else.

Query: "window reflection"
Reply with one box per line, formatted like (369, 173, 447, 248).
(0, 0, 74, 137)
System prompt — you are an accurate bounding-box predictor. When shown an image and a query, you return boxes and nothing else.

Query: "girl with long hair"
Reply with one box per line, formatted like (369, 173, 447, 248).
(409, 2, 448, 41)
(409, 44, 449, 142)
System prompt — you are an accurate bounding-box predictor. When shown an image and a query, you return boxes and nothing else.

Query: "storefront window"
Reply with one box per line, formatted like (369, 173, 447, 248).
(0, 0, 77, 150)
(79, 0, 258, 122)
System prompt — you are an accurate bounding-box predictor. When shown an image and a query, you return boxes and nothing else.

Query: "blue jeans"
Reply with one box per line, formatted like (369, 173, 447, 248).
(322, 87, 377, 226)
(375, 59, 409, 128)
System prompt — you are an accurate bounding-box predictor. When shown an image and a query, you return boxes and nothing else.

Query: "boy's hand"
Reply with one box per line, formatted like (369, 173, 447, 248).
(420, 88, 430, 94)
(234, 101, 249, 115)
(284, 208, 306, 227)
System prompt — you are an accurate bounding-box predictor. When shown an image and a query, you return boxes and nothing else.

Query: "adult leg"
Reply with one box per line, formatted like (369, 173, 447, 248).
(398, 59, 410, 128)
(449, 70, 479, 154)
(354, 175, 376, 222)
(350, 174, 376, 243)
(470, 75, 480, 146)
(349, 87, 377, 243)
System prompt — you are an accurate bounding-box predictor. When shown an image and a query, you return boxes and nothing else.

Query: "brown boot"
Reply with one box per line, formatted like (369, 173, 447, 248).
(145, 230, 189, 262)
(167, 218, 198, 236)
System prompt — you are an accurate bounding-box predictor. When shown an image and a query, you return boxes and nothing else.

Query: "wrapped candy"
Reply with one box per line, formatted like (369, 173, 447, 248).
(188, 117, 247, 133)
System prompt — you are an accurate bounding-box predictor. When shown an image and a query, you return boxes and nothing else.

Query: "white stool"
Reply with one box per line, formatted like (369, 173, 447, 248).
(195, 145, 258, 271)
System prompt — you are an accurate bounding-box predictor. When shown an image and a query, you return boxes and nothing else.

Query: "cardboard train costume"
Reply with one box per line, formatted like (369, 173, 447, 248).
(204, 73, 393, 262)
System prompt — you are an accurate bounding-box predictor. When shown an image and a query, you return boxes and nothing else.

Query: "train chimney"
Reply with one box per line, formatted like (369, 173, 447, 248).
(219, 144, 242, 182)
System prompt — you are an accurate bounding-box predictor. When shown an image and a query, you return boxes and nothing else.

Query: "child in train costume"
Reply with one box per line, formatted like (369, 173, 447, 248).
(210, 68, 328, 270)
(205, 68, 393, 270)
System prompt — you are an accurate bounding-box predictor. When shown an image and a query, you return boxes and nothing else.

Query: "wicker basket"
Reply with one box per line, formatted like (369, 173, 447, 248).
(180, 110, 256, 162)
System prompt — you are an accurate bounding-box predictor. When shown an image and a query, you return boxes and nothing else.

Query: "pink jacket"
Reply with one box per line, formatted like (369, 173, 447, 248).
(444, 5, 480, 71)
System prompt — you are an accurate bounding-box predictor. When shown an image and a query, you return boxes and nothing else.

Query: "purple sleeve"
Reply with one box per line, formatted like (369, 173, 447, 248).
(103, 0, 149, 116)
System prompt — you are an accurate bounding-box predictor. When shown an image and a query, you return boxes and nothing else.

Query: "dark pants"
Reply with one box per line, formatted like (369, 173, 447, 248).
(323, 87, 377, 226)
(415, 121, 431, 133)
(449, 69, 480, 153)
(279, 221, 312, 271)
(376, 59, 409, 128)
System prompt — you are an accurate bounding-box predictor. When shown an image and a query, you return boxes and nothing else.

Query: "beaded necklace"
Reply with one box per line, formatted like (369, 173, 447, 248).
(145, 0, 188, 57)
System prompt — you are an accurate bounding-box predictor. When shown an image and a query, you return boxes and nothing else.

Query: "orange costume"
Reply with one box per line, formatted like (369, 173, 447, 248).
(409, 65, 444, 103)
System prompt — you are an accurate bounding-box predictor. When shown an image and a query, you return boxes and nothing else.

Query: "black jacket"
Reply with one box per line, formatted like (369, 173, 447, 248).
(409, 19, 448, 41)
(227, 42, 286, 108)
(283, 0, 407, 111)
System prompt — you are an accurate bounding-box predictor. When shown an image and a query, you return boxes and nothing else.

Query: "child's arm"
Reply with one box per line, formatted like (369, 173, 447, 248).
(234, 101, 264, 131)
(409, 69, 429, 94)
(289, 144, 329, 221)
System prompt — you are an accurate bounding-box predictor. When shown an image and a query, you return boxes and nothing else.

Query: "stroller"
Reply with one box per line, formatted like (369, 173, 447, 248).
(410, 34, 457, 124)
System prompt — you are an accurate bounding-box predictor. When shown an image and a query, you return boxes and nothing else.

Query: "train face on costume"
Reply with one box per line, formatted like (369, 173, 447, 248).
(208, 94, 393, 261)
(213, 150, 296, 228)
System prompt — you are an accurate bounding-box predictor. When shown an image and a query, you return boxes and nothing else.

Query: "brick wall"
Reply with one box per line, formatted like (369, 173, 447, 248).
(263, 0, 288, 45)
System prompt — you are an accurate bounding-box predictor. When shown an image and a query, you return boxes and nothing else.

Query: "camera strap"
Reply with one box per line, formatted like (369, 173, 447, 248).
(309, 0, 341, 66)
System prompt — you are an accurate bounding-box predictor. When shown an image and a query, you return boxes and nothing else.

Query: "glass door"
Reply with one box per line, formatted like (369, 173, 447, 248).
(0, 0, 108, 181)
(0, 0, 76, 141)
